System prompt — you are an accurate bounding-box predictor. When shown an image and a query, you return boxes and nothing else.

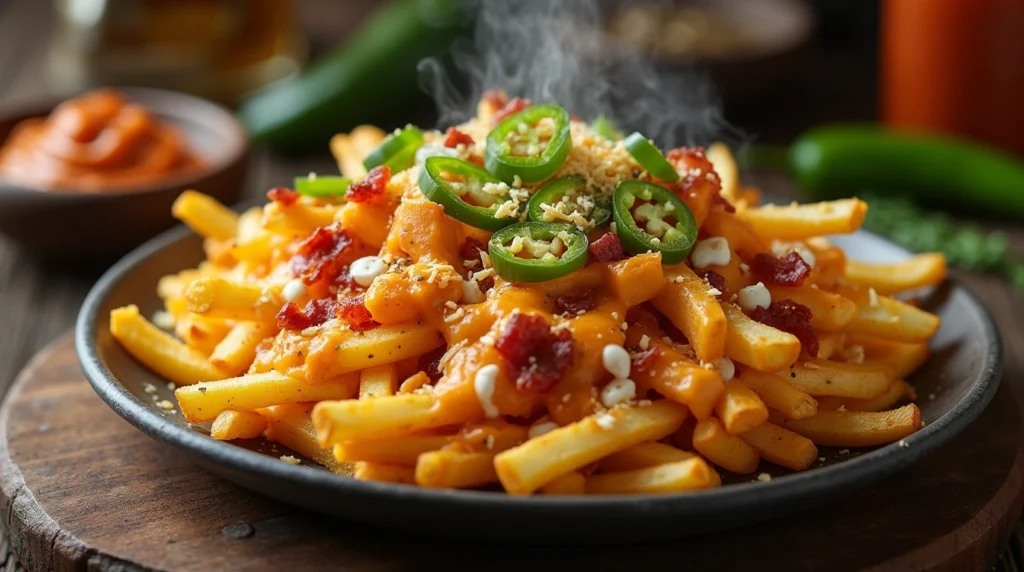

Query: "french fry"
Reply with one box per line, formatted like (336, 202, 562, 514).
(358, 364, 399, 399)
(738, 370, 818, 419)
(353, 462, 416, 484)
(840, 286, 941, 343)
(209, 321, 273, 376)
(261, 201, 338, 236)
(602, 253, 665, 307)
(702, 210, 767, 259)
(263, 404, 349, 475)
(816, 380, 912, 412)
(110, 305, 229, 386)
(786, 359, 894, 398)
(598, 442, 695, 473)
(210, 410, 267, 440)
(494, 401, 689, 495)
(779, 404, 922, 447)
(174, 313, 233, 356)
(339, 201, 395, 249)
(333, 434, 451, 465)
(305, 324, 444, 381)
(739, 422, 817, 470)
(706, 142, 739, 203)
(739, 199, 868, 240)
(231, 207, 278, 263)
(586, 457, 717, 494)
(765, 285, 856, 331)
(539, 471, 586, 495)
(172, 191, 238, 240)
(652, 263, 726, 361)
(176, 372, 358, 423)
(398, 371, 431, 394)
(844, 253, 947, 295)
(723, 303, 801, 372)
(715, 379, 769, 434)
(848, 335, 930, 379)
(817, 332, 844, 360)
(692, 417, 760, 474)
(313, 392, 460, 445)
(185, 277, 280, 321)
(415, 450, 498, 489)
(627, 327, 724, 420)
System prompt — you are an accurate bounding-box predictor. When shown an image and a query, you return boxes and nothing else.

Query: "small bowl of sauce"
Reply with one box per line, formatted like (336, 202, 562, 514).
(0, 88, 248, 263)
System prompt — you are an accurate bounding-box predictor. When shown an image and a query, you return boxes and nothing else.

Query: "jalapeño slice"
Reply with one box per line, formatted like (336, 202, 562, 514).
(612, 180, 697, 264)
(293, 174, 352, 198)
(485, 104, 571, 184)
(526, 176, 611, 229)
(591, 114, 623, 141)
(419, 156, 520, 231)
(488, 222, 588, 283)
(363, 125, 424, 173)
(623, 132, 680, 183)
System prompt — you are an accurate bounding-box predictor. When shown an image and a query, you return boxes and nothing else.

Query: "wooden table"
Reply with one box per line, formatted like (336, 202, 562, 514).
(0, 1, 1022, 570)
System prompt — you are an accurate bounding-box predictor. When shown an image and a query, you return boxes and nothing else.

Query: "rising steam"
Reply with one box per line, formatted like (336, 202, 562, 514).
(418, 0, 740, 148)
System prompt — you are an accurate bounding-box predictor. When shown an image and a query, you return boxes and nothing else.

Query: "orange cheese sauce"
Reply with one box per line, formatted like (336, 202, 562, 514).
(0, 89, 201, 191)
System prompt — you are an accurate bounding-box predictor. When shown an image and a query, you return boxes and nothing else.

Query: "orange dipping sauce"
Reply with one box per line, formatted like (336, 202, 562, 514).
(0, 89, 202, 192)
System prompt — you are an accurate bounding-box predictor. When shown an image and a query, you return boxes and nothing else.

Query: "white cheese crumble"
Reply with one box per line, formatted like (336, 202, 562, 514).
(473, 365, 501, 418)
(738, 282, 771, 311)
(638, 335, 651, 350)
(350, 256, 388, 288)
(756, 473, 772, 482)
(461, 279, 485, 304)
(601, 344, 631, 379)
(281, 279, 307, 303)
(151, 311, 175, 330)
(600, 378, 636, 408)
(690, 237, 731, 268)
(711, 357, 736, 381)
(280, 455, 301, 465)
(528, 421, 559, 439)
(843, 344, 866, 365)
(595, 412, 617, 430)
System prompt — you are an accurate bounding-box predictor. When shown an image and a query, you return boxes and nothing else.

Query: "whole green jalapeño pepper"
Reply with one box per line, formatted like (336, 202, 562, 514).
(485, 104, 572, 184)
(363, 125, 424, 173)
(488, 222, 589, 283)
(526, 176, 612, 229)
(419, 156, 520, 231)
(612, 180, 697, 264)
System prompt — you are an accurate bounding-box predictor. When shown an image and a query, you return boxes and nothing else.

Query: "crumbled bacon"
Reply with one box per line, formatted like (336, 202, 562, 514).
(631, 346, 661, 374)
(712, 191, 736, 213)
(481, 89, 509, 110)
(267, 187, 299, 206)
(588, 232, 625, 263)
(751, 251, 811, 287)
(555, 288, 598, 315)
(494, 313, 574, 392)
(444, 127, 475, 148)
(335, 295, 379, 332)
(346, 165, 390, 203)
(460, 237, 487, 265)
(493, 97, 532, 124)
(290, 223, 353, 285)
(477, 276, 495, 294)
(276, 298, 341, 331)
(699, 270, 727, 298)
(749, 299, 819, 357)
(419, 346, 447, 383)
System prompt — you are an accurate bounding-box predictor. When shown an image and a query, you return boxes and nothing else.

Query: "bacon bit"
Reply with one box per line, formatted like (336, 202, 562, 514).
(481, 89, 509, 110)
(588, 232, 625, 263)
(290, 223, 353, 285)
(335, 295, 379, 332)
(749, 299, 819, 357)
(666, 147, 722, 193)
(751, 251, 812, 287)
(332, 266, 360, 290)
(711, 191, 736, 213)
(477, 276, 495, 294)
(444, 127, 475, 148)
(418, 346, 447, 383)
(495, 313, 573, 392)
(493, 97, 532, 124)
(460, 237, 487, 265)
(276, 298, 341, 331)
(699, 270, 727, 298)
(555, 288, 598, 315)
(346, 165, 391, 203)
(632, 346, 661, 374)
(267, 187, 300, 206)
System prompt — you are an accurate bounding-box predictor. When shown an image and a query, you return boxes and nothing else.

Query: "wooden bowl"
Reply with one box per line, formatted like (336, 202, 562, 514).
(0, 88, 249, 264)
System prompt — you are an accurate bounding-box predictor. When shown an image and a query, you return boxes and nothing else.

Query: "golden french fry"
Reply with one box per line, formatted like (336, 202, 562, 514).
(172, 191, 238, 240)
(739, 422, 817, 470)
(598, 442, 695, 473)
(415, 450, 498, 489)
(210, 410, 267, 440)
(779, 404, 922, 447)
(602, 253, 665, 306)
(738, 369, 818, 420)
(765, 285, 856, 331)
(586, 458, 717, 494)
(627, 327, 724, 420)
(847, 334, 930, 379)
(174, 313, 232, 356)
(313, 392, 460, 445)
(539, 471, 586, 495)
(652, 263, 726, 362)
(353, 462, 416, 484)
(333, 434, 451, 465)
(263, 404, 349, 475)
(110, 305, 229, 386)
(706, 142, 739, 203)
(786, 359, 894, 398)
(692, 417, 760, 474)
(816, 380, 912, 412)
(494, 401, 689, 495)
(715, 379, 769, 434)
(358, 364, 399, 399)
(817, 332, 844, 360)
(209, 321, 273, 376)
(176, 372, 358, 423)
(739, 199, 868, 240)
(844, 253, 947, 295)
(261, 201, 338, 236)
(185, 277, 280, 321)
(305, 324, 444, 381)
(840, 286, 941, 343)
(723, 303, 801, 372)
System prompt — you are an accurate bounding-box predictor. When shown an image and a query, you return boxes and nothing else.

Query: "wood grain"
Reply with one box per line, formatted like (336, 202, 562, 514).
(0, 334, 1020, 571)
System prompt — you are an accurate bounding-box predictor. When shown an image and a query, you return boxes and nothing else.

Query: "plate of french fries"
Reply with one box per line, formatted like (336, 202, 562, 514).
(76, 93, 1002, 542)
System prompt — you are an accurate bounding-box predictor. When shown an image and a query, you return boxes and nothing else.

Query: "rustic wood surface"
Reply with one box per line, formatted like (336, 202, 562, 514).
(0, 334, 1021, 572)
(0, 0, 1022, 570)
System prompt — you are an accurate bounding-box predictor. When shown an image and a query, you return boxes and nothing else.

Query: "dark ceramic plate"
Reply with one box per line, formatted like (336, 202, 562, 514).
(76, 223, 1002, 543)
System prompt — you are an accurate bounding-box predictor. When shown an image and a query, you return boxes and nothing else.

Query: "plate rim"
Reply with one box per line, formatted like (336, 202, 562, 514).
(75, 219, 1004, 517)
